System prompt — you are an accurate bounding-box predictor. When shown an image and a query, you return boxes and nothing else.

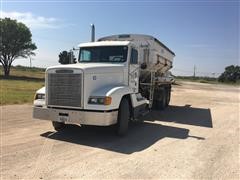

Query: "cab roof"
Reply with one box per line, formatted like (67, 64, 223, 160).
(78, 41, 131, 47)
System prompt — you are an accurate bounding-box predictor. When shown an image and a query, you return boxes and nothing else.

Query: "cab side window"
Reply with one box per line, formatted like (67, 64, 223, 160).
(130, 48, 138, 64)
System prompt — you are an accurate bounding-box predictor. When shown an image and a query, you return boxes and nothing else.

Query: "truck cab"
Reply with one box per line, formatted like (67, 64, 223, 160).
(33, 34, 175, 135)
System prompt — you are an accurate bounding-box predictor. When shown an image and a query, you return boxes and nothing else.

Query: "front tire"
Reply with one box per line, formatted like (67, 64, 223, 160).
(117, 98, 130, 136)
(52, 121, 65, 131)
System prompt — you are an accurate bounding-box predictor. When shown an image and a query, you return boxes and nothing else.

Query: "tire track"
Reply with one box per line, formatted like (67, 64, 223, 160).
(27, 132, 55, 179)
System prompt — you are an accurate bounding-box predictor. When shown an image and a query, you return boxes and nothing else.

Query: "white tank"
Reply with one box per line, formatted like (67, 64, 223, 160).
(98, 34, 175, 74)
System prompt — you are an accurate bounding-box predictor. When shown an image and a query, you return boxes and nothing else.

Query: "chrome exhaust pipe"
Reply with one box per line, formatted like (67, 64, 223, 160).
(91, 24, 95, 42)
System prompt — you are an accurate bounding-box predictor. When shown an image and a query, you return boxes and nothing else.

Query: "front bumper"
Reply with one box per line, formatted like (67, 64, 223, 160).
(33, 106, 118, 126)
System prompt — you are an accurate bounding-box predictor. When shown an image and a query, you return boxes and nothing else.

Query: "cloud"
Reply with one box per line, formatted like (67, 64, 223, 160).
(1, 11, 59, 29)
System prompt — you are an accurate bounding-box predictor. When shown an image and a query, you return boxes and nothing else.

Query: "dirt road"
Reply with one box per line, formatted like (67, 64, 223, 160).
(1, 81, 239, 179)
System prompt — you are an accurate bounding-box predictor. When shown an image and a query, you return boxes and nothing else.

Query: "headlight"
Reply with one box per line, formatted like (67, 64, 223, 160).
(35, 93, 45, 100)
(88, 96, 112, 105)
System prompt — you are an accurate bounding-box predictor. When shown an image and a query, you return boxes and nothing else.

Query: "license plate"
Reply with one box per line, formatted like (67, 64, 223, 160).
(58, 115, 69, 122)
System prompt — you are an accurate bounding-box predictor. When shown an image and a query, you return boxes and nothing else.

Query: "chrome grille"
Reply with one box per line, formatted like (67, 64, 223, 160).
(47, 72, 82, 108)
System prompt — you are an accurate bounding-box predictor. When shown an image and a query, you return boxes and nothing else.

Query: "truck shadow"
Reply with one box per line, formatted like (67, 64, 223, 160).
(146, 105, 213, 128)
(41, 122, 204, 154)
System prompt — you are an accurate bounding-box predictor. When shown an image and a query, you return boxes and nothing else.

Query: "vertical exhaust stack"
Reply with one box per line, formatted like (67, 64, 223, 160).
(91, 24, 95, 42)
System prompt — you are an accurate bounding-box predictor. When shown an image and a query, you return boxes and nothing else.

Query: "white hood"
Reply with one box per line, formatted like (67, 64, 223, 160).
(46, 63, 125, 74)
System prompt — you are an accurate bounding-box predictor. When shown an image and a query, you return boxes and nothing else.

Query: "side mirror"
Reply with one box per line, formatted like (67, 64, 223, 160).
(140, 63, 147, 69)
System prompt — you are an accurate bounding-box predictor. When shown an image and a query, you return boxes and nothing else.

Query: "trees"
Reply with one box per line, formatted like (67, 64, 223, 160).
(218, 65, 240, 83)
(58, 50, 76, 64)
(0, 18, 37, 76)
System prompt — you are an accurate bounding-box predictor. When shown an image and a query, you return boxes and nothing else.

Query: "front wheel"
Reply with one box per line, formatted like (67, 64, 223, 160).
(116, 98, 130, 136)
(52, 121, 66, 131)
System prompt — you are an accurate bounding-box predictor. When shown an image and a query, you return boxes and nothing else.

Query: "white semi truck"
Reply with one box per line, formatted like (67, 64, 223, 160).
(33, 34, 175, 135)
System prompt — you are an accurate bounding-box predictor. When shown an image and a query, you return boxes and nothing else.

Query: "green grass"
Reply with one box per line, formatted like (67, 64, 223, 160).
(0, 65, 45, 79)
(0, 66, 45, 105)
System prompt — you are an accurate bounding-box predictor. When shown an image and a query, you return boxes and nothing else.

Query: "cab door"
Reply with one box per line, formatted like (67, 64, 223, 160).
(129, 47, 139, 93)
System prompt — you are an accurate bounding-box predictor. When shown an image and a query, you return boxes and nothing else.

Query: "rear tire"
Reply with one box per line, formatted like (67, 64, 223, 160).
(166, 87, 171, 107)
(158, 88, 167, 110)
(116, 98, 130, 136)
(52, 121, 65, 131)
(153, 88, 166, 110)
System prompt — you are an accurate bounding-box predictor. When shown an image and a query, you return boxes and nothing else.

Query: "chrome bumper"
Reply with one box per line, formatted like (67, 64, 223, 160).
(33, 107, 118, 126)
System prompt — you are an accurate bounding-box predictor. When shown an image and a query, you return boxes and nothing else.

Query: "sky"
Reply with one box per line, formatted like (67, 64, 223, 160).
(1, 0, 239, 76)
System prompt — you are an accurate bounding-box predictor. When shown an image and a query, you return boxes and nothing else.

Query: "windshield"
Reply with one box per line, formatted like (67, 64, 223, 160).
(79, 46, 128, 63)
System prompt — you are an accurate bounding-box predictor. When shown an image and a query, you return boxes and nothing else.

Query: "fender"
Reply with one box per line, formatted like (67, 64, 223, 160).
(36, 86, 45, 94)
(86, 85, 134, 111)
(33, 86, 46, 107)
